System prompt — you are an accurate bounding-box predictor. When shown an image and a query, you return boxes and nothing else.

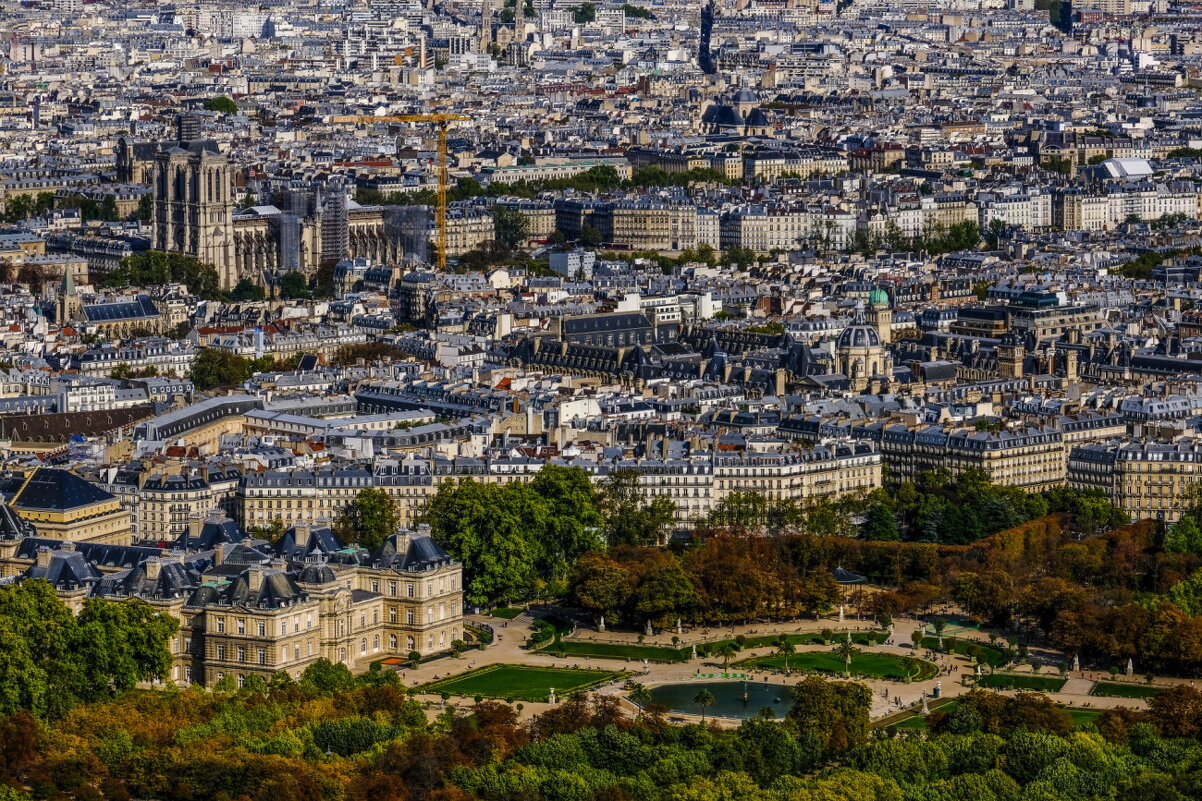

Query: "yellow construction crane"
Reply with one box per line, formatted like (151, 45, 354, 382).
(332, 114, 471, 272)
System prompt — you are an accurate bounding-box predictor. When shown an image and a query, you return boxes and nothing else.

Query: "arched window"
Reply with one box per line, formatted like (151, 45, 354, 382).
(360, 638, 367, 655)
(372, 635, 380, 651)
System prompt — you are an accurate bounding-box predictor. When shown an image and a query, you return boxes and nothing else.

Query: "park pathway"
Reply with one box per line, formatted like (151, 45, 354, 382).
(1060, 677, 1095, 696)
(401, 610, 1180, 724)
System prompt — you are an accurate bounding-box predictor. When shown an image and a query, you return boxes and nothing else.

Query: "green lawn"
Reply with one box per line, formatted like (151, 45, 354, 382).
(737, 651, 937, 681)
(890, 715, 930, 730)
(1067, 709, 1103, 728)
(1090, 681, 1164, 699)
(876, 698, 959, 732)
(919, 637, 1006, 668)
(421, 664, 624, 702)
(701, 631, 886, 657)
(976, 673, 1066, 692)
(880, 702, 1100, 733)
(548, 640, 689, 663)
(541, 630, 888, 664)
(489, 607, 524, 620)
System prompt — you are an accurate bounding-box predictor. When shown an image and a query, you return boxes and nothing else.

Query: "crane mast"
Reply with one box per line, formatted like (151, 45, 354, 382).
(332, 114, 471, 272)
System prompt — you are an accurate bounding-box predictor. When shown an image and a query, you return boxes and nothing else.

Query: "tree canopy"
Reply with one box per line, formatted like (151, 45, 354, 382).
(105, 251, 223, 299)
(202, 96, 238, 114)
(419, 466, 603, 607)
(599, 468, 676, 547)
(188, 348, 256, 390)
(0, 580, 176, 718)
(2, 611, 1202, 801)
(335, 487, 400, 552)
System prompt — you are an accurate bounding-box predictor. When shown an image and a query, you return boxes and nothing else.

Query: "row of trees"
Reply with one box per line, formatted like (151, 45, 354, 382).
(859, 471, 1115, 545)
(105, 251, 223, 299)
(357, 164, 732, 211)
(187, 348, 300, 390)
(105, 252, 329, 303)
(418, 466, 679, 608)
(569, 476, 1202, 672)
(2, 191, 127, 224)
(5, 665, 1202, 801)
(570, 536, 842, 628)
(1115, 245, 1202, 279)
(696, 470, 1123, 546)
(917, 514, 1202, 674)
(849, 220, 983, 258)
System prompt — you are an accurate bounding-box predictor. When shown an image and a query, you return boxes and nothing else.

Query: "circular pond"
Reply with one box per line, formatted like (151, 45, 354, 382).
(646, 680, 792, 720)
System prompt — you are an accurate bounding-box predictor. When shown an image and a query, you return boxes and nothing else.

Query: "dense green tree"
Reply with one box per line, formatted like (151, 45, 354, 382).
(492, 206, 530, 250)
(279, 270, 311, 299)
(528, 465, 603, 580)
(75, 598, 178, 699)
(231, 277, 265, 302)
(421, 467, 603, 606)
(787, 675, 872, 754)
(1166, 517, 1202, 555)
(568, 552, 632, 622)
(299, 658, 356, 694)
(600, 468, 677, 546)
(335, 487, 399, 552)
(188, 348, 256, 390)
(203, 96, 238, 114)
(1045, 486, 1130, 536)
(106, 251, 222, 298)
(632, 551, 696, 624)
(622, 3, 654, 18)
(421, 478, 543, 607)
(861, 503, 900, 541)
(580, 224, 603, 247)
(572, 2, 596, 23)
(0, 581, 175, 718)
(1166, 570, 1202, 617)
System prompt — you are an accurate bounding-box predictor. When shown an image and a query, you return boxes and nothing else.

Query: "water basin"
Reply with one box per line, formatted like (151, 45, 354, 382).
(646, 680, 792, 720)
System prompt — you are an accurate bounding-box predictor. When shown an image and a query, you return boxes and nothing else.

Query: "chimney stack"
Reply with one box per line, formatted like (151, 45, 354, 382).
(246, 565, 265, 593)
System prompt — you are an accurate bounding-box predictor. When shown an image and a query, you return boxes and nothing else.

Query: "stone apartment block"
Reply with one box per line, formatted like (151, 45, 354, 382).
(1068, 437, 1202, 524)
(239, 446, 882, 537)
(866, 422, 1067, 490)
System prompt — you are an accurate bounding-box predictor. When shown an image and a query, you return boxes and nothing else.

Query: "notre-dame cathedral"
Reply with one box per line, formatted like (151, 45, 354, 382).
(116, 115, 412, 290)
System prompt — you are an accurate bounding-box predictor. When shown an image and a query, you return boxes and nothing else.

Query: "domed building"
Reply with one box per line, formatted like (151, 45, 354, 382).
(700, 88, 772, 137)
(866, 286, 892, 345)
(836, 311, 892, 392)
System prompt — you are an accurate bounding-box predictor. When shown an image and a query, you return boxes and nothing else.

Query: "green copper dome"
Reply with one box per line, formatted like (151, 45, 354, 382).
(869, 288, 889, 307)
